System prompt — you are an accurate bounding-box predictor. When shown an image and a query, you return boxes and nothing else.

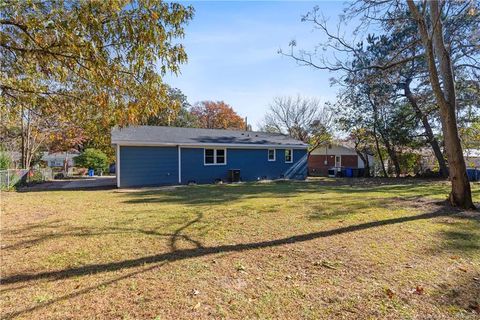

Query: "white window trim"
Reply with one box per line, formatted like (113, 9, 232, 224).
(204, 148, 227, 166)
(268, 149, 276, 161)
(285, 149, 293, 163)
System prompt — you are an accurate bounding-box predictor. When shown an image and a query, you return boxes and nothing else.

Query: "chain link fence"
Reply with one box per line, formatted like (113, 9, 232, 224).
(0, 168, 53, 190)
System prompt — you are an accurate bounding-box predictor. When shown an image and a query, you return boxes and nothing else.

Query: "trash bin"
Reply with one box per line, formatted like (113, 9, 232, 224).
(88, 169, 95, 177)
(351, 168, 360, 177)
(467, 168, 475, 181)
(345, 168, 353, 178)
(228, 169, 240, 182)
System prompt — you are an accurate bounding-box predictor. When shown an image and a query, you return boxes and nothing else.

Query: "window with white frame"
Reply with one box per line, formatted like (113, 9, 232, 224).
(216, 149, 225, 164)
(268, 149, 276, 161)
(285, 149, 293, 163)
(204, 148, 226, 165)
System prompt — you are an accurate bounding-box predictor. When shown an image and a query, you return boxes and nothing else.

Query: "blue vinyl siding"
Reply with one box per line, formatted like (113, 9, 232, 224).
(181, 148, 307, 184)
(119, 146, 178, 187)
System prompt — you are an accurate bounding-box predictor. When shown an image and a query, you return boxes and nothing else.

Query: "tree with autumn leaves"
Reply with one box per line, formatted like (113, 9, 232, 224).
(191, 101, 246, 130)
(0, 1, 250, 166)
(1, 0, 194, 166)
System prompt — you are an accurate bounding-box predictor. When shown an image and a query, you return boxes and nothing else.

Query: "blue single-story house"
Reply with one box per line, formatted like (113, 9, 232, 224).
(111, 126, 308, 188)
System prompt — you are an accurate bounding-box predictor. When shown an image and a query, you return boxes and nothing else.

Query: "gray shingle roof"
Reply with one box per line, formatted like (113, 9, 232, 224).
(111, 126, 307, 148)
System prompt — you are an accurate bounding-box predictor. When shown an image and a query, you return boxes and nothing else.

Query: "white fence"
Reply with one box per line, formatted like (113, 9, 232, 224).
(0, 168, 53, 189)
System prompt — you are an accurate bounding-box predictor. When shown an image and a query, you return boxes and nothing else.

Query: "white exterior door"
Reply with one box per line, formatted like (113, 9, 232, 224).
(335, 155, 341, 167)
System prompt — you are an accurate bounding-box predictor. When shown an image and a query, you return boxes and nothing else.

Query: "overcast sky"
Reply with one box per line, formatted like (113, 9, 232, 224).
(165, 1, 348, 129)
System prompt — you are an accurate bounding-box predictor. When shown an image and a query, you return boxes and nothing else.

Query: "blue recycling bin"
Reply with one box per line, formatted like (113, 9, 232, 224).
(345, 168, 353, 178)
(466, 168, 479, 181)
(88, 169, 95, 177)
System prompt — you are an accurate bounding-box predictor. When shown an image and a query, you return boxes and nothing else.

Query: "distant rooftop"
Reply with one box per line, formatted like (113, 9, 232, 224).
(465, 149, 480, 158)
(111, 126, 307, 148)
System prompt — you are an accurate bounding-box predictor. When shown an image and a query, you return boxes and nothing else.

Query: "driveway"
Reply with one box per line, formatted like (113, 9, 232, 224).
(60, 176, 116, 189)
(22, 176, 116, 191)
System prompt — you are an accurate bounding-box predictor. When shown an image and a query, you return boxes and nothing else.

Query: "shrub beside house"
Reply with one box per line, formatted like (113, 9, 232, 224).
(74, 148, 109, 175)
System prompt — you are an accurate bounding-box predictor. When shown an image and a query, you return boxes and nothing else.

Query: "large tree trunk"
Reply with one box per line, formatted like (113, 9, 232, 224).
(407, 0, 474, 209)
(374, 102, 401, 177)
(383, 138, 401, 177)
(373, 124, 388, 177)
(403, 82, 449, 178)
(356, 150, 371, 178)
(363, 152, 371, 177)
(21, 105, 25, 168)
(368, 91, 389, 177)
(24, 110, 31, 168)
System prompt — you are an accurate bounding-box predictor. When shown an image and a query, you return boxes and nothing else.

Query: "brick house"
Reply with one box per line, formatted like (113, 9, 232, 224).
(308, 143, 373, 177)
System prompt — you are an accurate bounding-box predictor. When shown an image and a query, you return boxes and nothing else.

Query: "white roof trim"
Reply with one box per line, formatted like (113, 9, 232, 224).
(112, 140, 307, 149)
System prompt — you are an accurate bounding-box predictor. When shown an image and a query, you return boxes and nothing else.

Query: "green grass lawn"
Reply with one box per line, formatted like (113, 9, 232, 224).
(1, 179, 479, 319)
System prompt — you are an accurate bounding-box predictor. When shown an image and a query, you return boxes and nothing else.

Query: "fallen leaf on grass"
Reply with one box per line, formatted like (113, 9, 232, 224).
(235, 264, 246, 272)
(410, 285, 424, 295)
(191, 289, 200, 296)
(313, 260, 343, 270)
(321, 262, 338, 270)
(468, 302, 480, 313)
(385, 288, 395, 299)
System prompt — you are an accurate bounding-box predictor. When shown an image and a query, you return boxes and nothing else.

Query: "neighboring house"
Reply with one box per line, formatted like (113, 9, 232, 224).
(308, 143, 374, 177)
(41, 151, 79, 168)
(111, 126, 308, 188)
(417, 148, 479, 173)
(464, 149, 480, 168)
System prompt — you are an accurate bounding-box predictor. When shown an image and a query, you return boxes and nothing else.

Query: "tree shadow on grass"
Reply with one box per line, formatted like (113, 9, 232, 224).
(435, 272, 480, 316)
(1, 219, 65, 235)
(305, 198, 396, 221)
(2, 203, 478, 319)
(440, 230, 480, 253)
(120, 180, 455, 207)
(2, 206, 468, 286)
(431, 256, 480, 317)
(2, 212, 205, 252)
(421, 211, 480, 316)
(2, 262, 170, 319)
(430, 215, 480, 255)
(1, 212, 206, 319)
(121, 181, 308, 206)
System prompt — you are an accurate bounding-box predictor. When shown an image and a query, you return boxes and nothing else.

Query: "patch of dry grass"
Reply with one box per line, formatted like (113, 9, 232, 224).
(1, 179, 479, 319)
